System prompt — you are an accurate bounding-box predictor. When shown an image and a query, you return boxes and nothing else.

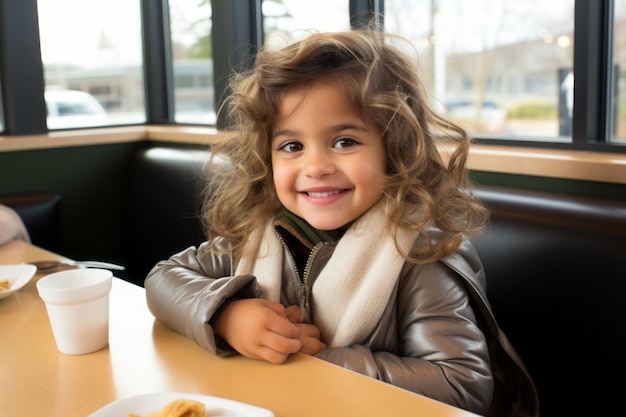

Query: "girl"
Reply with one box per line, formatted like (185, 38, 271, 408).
(145, 29, 539, 417)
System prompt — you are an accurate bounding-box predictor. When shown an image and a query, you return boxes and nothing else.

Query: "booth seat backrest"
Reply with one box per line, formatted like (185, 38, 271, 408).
(0, 193, 62, 252)
(122, 147, 212, 285)
(472, 185, 626, 417)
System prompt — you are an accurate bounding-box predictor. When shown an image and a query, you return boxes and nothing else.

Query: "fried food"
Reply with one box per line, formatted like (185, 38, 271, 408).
(129, 399, 206, 417)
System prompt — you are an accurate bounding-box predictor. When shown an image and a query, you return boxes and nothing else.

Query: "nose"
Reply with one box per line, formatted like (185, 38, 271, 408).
(303, 148, 335, 178)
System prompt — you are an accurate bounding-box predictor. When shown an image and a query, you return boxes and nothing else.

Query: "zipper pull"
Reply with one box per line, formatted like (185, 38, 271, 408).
(297, 284, 310, 322)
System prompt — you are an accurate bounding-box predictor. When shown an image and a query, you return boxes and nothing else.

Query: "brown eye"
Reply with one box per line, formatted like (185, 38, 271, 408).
(279, 141, 304, 153)
(333, 137, 358, 149)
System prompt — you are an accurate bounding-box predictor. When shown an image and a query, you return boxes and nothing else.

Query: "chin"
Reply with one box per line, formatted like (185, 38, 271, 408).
(305, 218, 348, 231)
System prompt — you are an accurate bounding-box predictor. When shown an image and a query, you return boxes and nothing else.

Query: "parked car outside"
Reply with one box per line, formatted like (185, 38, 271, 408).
(46, 88, 108, 129)
(445, 100, 508, 134)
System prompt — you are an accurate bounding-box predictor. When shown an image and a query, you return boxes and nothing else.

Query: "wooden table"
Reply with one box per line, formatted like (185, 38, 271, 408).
(0, 240, 479, 417)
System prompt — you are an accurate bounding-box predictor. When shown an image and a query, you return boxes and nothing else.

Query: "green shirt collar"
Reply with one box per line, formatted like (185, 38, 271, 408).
(273, 207, 347, 248)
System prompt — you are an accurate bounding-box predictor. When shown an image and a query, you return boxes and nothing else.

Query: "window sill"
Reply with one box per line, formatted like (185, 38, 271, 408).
(1, 125, 625, 185)
(467, 144, 626, 184)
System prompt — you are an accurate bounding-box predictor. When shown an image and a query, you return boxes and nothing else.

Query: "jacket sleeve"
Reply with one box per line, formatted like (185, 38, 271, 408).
(314, 261, 493, 415)
(144, 240, 261, 355)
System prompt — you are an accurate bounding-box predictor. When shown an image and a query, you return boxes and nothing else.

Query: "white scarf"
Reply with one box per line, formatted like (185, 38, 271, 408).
(235, 205, 417, 347)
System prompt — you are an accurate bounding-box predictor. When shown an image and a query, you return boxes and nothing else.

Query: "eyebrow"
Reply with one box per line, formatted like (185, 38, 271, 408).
(272, 123, 370, 140)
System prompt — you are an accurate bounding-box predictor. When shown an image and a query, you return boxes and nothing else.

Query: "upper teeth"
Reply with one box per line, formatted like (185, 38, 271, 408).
(307, 190, 341, 198)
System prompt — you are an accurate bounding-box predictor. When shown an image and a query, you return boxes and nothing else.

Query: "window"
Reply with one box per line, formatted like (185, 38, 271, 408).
(263, 0, 350, 49)
(613, 0, 626, 143)
(385, 0, 575, 141)
(37, 0, 145, 129)
(169, 0, 215, 124)
(0, 0, 622, 150)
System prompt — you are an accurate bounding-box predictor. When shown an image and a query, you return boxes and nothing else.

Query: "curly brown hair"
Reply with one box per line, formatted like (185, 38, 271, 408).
(202, 28, 488, 263)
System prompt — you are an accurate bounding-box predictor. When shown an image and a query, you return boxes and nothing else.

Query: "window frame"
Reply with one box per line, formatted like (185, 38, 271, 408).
(211, 0, 263, 129)
(0, 0, 624, 155)
(142, 0, 175, 124)
(0, 0, 48, 134)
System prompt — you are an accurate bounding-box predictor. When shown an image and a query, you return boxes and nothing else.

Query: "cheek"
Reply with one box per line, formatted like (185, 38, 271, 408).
(272, 164, 293, 197)
(353, 158, 385, 189)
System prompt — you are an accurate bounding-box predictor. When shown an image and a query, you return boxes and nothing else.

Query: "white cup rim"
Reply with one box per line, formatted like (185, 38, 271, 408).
(37, 268, 113, 305)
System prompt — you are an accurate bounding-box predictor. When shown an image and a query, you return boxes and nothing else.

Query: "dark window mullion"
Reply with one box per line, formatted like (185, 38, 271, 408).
(211, 0, 262, 130)
(350, 0, 384, 29)
(0, 0, 47, 135)
(604, 0, 617, 141)
(141, 0, 174, 124)
(572, 0, 610, 144)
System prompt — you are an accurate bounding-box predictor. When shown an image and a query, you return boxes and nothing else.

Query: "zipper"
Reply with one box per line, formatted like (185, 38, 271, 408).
(299, 242, 323, 317)
(272, 229, 323, 321)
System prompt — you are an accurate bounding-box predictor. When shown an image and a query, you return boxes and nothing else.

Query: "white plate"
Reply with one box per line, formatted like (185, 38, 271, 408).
(0, 264, 37, 300)
(88, 392, 274, 417)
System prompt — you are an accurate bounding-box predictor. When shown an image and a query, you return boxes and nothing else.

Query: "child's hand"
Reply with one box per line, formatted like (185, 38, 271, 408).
(284, 305, 328, 356)
(213, 298, 302, 364)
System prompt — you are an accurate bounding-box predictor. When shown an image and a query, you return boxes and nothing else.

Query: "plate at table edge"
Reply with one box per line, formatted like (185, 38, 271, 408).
(88, 392, 274, 417)
(0, 264, 37, 300)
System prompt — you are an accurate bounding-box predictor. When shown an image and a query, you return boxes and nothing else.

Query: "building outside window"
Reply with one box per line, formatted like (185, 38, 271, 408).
(169, 0, 214, 125)
(37, 0, 145, 129)
(385, 0, 575, 141)
(262, 0, 350, 49)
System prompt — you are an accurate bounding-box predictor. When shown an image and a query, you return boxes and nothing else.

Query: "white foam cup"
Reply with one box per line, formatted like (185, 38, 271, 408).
(37, 268, 113, 355)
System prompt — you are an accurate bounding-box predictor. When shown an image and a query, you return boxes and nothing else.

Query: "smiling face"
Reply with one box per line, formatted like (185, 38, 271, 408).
(271, 81, 386, 230)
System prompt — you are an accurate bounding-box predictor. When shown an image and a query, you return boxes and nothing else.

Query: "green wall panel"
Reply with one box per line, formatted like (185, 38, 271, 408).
(0, 142, 144, 262)
(470, 171, 626, 201)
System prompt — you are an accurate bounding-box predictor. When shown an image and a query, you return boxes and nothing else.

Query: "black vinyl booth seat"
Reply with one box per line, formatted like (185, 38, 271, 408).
(122, 147, 211, 285)
(471, 185, 626, 417)
(0, 193, 62, 252)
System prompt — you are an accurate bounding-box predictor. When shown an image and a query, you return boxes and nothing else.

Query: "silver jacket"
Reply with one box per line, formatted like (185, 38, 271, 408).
(145, 234, 539, 417)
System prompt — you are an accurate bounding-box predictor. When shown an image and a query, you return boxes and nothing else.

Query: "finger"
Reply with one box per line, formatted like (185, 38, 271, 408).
(238, 342, 290, 364)
(290, 323, 326, 355)
(295, 322, 321, 338)
(255, 345, 291, 365)
(299, 338, 327, 355)
(259, 299, 288, 318)
(284, 305, 301, 323)
(259, 331, 302, 357)
(266, 313, 300, 339)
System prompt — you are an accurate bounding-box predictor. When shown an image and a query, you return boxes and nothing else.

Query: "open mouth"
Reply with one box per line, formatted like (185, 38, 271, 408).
(305, 190, 344, 198)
